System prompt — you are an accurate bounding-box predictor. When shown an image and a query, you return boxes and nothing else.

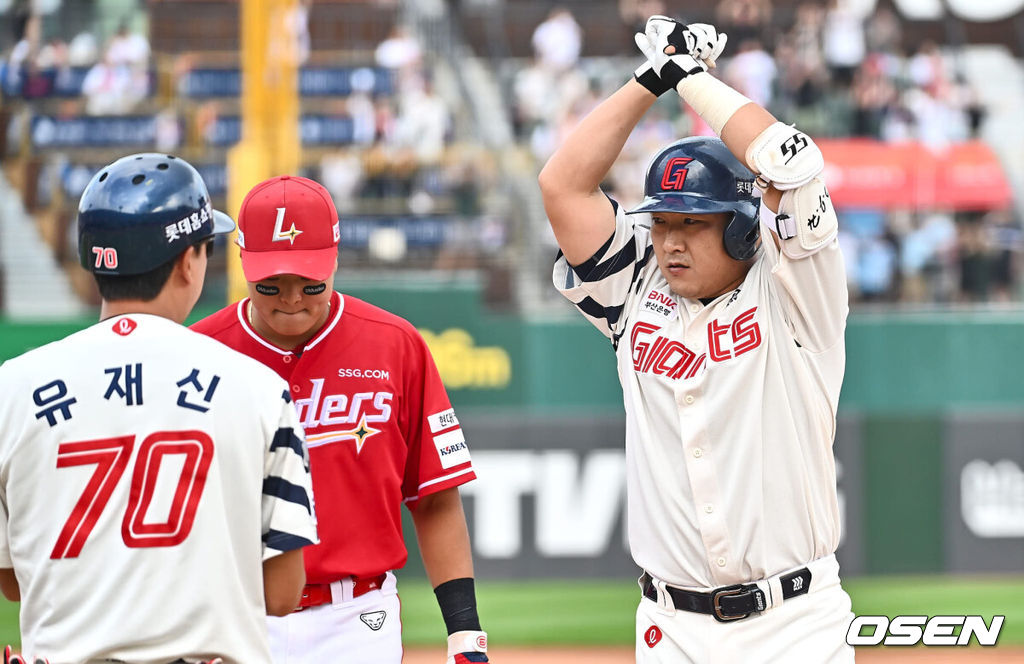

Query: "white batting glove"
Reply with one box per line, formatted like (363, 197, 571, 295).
(684, 22, 728, 69)
(634, 16, 708, 92)
(446, 630, 488, 663)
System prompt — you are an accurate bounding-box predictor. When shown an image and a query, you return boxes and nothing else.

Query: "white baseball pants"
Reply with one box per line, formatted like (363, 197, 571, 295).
(635, 555, 856, 663)
(267, 571, 403, 664)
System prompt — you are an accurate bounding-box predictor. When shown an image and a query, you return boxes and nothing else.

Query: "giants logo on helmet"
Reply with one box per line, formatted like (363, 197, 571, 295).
(660, 157, 694, 191)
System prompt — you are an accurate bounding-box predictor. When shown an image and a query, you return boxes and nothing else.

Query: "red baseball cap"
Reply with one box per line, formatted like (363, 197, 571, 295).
(236, 175, 340, 282)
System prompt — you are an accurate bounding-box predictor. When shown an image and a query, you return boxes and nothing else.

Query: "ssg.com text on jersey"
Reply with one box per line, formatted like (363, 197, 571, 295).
(337, 368, 391, 380)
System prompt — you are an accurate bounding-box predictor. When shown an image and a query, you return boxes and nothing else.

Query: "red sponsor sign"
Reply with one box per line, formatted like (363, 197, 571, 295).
(817, 139, 1011, 211)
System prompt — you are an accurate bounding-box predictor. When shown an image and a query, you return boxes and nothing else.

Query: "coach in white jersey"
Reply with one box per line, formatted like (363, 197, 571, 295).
(0, 154, 318, 664)
(540, 17, 854, 663)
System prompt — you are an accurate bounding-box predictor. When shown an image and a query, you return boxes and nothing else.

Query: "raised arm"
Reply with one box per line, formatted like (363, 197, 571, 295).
(637, 15, 845, 347)
(537, 81, 656, 266)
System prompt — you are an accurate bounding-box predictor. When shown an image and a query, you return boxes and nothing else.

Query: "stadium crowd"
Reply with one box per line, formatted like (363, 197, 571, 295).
(1, 0, 1021, 307)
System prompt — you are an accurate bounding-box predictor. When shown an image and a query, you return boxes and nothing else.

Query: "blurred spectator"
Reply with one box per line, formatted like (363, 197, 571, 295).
(347, 90, 377, 146)
(901, 212, 958, 302)
(865, 5, 902, 56)
(822, 0, 866, 88)
(81, 22, 150, 115)
(5, 9, 45, 98)
(850, 54, 896, 137)
(618, 0, 665, 34)
(67, 31, 99, 67)
(106, 22, 149, 69)
(320, 150, 364, 213)
(81, 52, 140, 114)
(774, 3, 828, 110)
(856, 233, 899, 302)
(392, 76, 449, 166)
(715, 0, 771, 49)
(986, 211, 1023, 301)
(723, 38, 776, 108)
(375, 25, 423, 72)
(950, 74, 986, 138)
(907, 40, 948, 97)
(902, 85, 968, 149)
(957, 219, 993, 302)
(531, 7, 583, 73)
(153, 109, 181, 152)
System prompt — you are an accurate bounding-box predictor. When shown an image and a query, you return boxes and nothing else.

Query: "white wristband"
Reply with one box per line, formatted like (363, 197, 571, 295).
(675, 72, 752, 135)
(447, 630, 488, 657)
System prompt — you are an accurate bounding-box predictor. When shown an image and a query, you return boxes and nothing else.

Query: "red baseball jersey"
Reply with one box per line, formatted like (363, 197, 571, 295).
(192, 291, 476, 581)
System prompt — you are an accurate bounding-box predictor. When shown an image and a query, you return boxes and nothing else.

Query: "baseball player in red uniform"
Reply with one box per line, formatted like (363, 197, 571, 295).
(0, 154, 318, 664)
(540, 17, 854, 663)
(191, 175, 489, 664)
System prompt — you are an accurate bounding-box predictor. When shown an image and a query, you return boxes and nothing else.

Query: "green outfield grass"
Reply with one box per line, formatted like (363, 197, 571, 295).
(1, 575, 1021, 648)
(401, 575, 1024, 646)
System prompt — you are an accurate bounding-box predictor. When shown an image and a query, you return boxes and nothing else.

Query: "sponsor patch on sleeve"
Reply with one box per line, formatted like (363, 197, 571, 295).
(427, 408, 459, 433)
(433, 428, 471, 469)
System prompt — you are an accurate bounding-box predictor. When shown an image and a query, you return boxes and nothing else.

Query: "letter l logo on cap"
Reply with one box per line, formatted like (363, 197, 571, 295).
(272, 207, 303, 244)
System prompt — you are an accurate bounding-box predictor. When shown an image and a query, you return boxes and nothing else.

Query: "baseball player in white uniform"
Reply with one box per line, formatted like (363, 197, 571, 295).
(0, 154, 318, 664)
(539, 17, 855, 663)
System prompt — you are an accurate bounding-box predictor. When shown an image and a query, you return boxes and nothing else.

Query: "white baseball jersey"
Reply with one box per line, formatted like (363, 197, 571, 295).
(554, 192, 848, 590)
(0, 313, 319, 664)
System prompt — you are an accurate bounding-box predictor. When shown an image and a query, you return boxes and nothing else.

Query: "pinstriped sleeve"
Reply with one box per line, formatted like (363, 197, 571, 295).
(552, 197, 654, 340)
(262, 389, 319, 560)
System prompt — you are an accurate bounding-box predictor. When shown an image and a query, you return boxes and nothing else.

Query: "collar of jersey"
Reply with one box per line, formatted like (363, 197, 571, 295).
(235, 290, 344, 356)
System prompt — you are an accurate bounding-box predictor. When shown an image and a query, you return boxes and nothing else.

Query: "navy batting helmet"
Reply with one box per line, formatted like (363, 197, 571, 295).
(78, 153, 235, 275)
(627, 137, 761, 261)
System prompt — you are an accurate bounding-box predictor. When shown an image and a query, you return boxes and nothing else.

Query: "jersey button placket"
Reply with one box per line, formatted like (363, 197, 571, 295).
(677, 381, 730, 584)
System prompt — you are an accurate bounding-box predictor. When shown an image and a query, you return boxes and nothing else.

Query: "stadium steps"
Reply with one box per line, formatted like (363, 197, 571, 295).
(405, 0, 552, 309)
(0, 171, 86, 319)
(961, 45, 1024, 219)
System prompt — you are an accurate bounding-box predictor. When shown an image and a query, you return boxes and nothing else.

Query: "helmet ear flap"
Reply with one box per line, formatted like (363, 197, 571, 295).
(723, 210, 761, 261)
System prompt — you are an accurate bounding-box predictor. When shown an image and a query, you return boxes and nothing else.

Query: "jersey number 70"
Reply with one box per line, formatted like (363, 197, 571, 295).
(51, 430, 214, 559)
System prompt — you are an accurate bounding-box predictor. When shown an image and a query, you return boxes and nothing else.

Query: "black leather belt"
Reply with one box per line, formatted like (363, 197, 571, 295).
(641, 567, 811, 622)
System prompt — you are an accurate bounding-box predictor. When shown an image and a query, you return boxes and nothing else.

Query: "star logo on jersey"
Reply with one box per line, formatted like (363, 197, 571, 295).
(331, 414, 381, 455)
(271, 207, 303, 245)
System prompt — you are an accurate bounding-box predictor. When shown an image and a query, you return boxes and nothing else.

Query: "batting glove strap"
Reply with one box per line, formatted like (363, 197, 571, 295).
(661, 58, 706, 91)
(446, 630, 488, 664)
(633, 63, 672, 97)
